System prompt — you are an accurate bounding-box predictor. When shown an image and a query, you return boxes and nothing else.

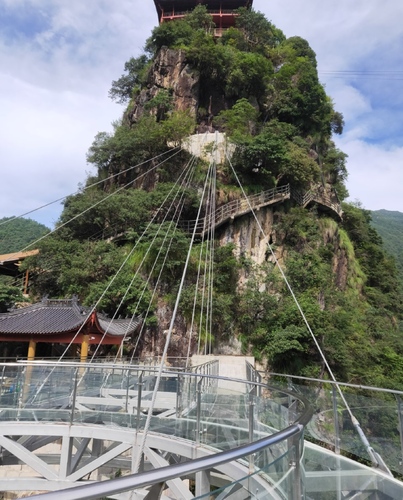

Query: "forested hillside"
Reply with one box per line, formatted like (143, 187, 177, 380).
(371, 209, 403, 285)
(0, 217, 48, 254)
(14, 6, 403, 388)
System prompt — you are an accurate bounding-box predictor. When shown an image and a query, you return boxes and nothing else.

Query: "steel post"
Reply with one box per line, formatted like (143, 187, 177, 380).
(125, 367, 130, 414)
(196, 378, 202, 446)
(331, 386, 341, 455)
(288, 432, 303, 500)
(70, 368, 79, 425)
(396, 395, 403, 475)
(176, 373, 182, 417)
(249, 385, 256, 472)
(136, 371, 143, 432)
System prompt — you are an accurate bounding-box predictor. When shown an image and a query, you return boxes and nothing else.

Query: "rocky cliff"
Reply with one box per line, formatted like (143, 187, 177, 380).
(127, 48, 200, 126)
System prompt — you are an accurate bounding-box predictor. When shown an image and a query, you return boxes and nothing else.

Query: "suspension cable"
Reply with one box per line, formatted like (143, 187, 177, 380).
(92, 153, 199, 362)
(225, 149, 379, 466)
(70, 157, 197, 361)
(1, 148, 183, 264)
(132, 152, 216, 475)
(0, 147, 181, 228)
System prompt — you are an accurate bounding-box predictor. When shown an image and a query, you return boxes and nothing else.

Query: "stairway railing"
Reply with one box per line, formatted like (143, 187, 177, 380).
(180, 183, 343, 236)
(292, 187, 343, 219)
(181, 184, 290, 235)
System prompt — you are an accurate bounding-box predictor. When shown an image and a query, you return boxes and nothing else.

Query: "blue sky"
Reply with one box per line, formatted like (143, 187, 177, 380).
(0, 0, 402, 228)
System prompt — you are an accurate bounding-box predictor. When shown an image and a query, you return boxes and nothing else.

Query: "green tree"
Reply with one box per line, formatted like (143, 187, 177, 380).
(232, 120, 319, 188)
(235, 8, 285, 52)
(144, 89, 174, 121)
(283, 36, 318, 67)
(0, 278, 23, 313)
(145, 20, 194, 55)
(214, 98, 259, 140)
(160, 110, 196, 146)
(225, 51, 271, 99)
(266, 53, 330, 135)
(109, 55, 150, 104)
(57, 188, 151, 242)
(87, 118, 167, 179)
(185, 5, 215, 33)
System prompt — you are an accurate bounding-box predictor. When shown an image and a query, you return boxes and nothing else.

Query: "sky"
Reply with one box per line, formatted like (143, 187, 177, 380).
(1, 0, 403, 228)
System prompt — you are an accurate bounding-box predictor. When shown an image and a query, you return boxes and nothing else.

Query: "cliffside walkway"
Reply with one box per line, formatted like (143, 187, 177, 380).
(181, 184, 291, 236)
(180, 183, 342, 236)
(292, 187, 343, 219)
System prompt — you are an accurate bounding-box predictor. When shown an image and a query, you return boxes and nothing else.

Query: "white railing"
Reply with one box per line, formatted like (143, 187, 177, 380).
(293, 187, 343, 219)
(181, 184, 290, 235)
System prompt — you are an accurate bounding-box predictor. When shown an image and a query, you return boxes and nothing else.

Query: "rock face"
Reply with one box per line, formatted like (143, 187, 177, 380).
(219, 207, 276, 265)
(127, 47, 200, 125)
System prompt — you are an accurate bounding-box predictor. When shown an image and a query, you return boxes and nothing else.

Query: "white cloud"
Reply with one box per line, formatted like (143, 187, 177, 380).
(0, 1, 156, 227)
(327, 83, 372, 122)
(336, 137, 403, 211)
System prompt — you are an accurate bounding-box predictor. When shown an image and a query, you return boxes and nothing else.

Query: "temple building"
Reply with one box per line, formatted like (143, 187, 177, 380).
(0, 297, 141, 362)
(153, 0, 253, 35)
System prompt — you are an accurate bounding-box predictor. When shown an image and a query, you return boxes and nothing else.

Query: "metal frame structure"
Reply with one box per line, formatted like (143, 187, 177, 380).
(0, 360, 402, 498)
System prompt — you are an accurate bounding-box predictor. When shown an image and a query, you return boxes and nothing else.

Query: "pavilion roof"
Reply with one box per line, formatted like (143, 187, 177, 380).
(0, 249, 39, 277)
(0, 297, 141, 338)
(0, 250, 39, 264)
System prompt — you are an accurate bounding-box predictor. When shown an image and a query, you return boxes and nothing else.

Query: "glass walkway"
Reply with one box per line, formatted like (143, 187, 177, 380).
(0, 358, 401, 499)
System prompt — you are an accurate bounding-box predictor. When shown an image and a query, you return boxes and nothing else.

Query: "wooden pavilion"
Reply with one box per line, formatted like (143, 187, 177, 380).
(0, 297, 142, 362)
(0, 250, 39, 295)
(153, 0, 253, 35)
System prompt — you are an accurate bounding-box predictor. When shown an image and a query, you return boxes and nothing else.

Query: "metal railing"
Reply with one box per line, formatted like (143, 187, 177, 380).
(181, 184, 290, 235)
(32, 425, 304, 500)
(293, 187, 343, 219)
(0, 360, 312, 499)
(180, 182, 343, 237)
(265, 371, 403, 477)
(0, 361, 403, 498)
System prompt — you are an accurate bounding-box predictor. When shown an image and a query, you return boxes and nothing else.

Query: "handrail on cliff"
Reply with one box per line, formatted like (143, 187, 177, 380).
(181, 184, 290, 235)
(180, 183, 342, 236)
(292, 187, 343, 219)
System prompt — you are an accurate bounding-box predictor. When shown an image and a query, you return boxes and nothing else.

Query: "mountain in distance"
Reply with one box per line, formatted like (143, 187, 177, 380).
(371, 210, 403, 283)
(0, 217, 49, 254)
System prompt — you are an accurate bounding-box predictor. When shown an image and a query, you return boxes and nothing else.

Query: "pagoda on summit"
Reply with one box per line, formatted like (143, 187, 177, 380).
(153, 0, 253, 35)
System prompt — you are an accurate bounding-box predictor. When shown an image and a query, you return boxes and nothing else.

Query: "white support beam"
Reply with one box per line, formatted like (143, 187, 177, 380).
(145, 446, 194, 500)
(0, 435, 59, 481)
(70, 438, 91, 473)
(196, 469, 210, 497)
(0, 478, 98, 492)
(67, 442, 132, 482)
(60, 436, 74, 480)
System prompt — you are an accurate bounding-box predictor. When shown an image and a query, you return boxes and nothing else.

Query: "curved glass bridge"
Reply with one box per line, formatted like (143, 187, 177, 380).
(0, 359, 402, 499)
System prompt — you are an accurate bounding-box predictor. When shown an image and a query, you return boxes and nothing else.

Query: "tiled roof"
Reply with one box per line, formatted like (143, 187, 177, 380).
(0, 298, 141, 338)
(97, 316, 143, 337)
(0, 299, 87, 335)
